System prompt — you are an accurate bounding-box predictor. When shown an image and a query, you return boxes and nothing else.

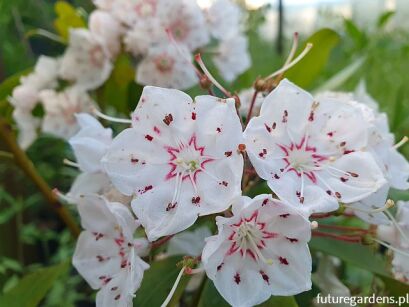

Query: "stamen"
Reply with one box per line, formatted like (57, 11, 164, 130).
(311, 221, 319, 229)
(283, 32, 299, 66)
(52, 188, 73, 204)
(384, 206, 409, 246)
(63, 159, 80, 168)
(265, 43, 313, 81)
(165, 28, 202, 77)
(394, 136, 408, 149)
(246, 230, 273, 265)
(345, 199, 394, 214)
(161, 266, 186, 307)
(195, 53, 232, 98)
(92, 107, 132, 124)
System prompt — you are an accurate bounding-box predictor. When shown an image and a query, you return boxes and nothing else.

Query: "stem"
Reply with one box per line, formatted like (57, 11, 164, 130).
(310, 212, 334, 219)
(0, 118, 80, 238)
(245, 90, 259, 124)
(318, 224, 370, 233)
(151, 235, 175, 250)
(312, 230, 362, 243)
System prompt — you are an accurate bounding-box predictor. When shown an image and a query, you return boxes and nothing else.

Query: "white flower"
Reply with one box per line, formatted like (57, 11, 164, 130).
(316, 87, 409, 222)
(124, 19, 163, 57)
(202, 195, 312, 307)
(244, 79, 386, 216)
(69, 113, 113, 173)
(204, 0, 242, 40)
(102, 86, 244, 240)
(158, 0, 209, 51)
(10, 85, 39, 110)
(67, 172, 112, 200)
(237, 88, 264, 118)
(136, 43, 197, 90)
(20, 56, 60, 90)
(111, 0, 160, 26)
(89, 10, 124, 58)
(377, 201, 409, 282)
(93, 0, 115, 10)
(12, 108, 40, 149)
(10, 56, 60, 111)
(213, 34, 251, 82)
(316, 89, 409, 190)
(40, 87, 96, 139)
(73, 195, 149, 307)
(167, 226, 212, 257)
(59, 29, 113, 90)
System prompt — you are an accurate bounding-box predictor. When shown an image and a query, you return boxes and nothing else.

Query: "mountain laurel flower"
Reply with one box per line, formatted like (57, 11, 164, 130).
(316, 88, 409, 223)
(202, 195, 312, 307)
(69, 113, 113, 173)
(59, 29, 113, 90)
(243, 79, 387, 216)
(377, 201, 409, 283)
(73, 195, 149, 307)
(40, 87, 96, 140)
(102, 86, 244, 241)
(204, 0, 242, 40)
(136, 43, 197, 90)
(12, 108, 40, 150)
(20, 56, 60, 90)
(213, 34, 251, 82)
(89, 10, 124, 59)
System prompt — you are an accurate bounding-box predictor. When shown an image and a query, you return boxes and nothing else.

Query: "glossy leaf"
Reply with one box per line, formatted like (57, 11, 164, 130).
(284, 29, 340, 88)
(0, 261, 69, 307)
(133, 256, 189, 306)
(310, 237, 389, 277)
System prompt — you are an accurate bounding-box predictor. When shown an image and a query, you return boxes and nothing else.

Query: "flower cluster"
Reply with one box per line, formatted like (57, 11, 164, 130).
(61, 76, 408, 306)
(9, 0, 250, 149)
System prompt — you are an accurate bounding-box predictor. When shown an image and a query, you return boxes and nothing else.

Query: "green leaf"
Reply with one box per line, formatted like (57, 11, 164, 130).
(310, 237, 390, 277)
(259, 296, 299, 307)
(53, 1, 86, 41)
(284, 29, 340, 88)
(377, 11, 395, 29)
(198, 278, 298, 307)
(197, 279, 229, 307)
(344, 19, 367, 49)
(133, 256, 189, 306)
(0, 261, 70, 307)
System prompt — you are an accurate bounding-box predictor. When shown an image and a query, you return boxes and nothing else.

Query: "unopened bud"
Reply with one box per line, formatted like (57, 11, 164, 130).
(254, 78, 266, 92)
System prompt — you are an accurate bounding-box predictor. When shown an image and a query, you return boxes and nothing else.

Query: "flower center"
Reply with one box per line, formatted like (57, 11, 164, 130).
(154, 54, 175, 73)
(170, 20, 189, 41)
(166, 135, 213, 183)
(134, 0, 156, 17)
(278, 137, 327, 184)
(89, 45, 105, 68)
(227, 211, 277, 264)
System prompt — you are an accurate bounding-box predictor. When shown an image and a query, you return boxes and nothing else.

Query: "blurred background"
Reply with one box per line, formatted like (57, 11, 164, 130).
(0, 0, 408, 306)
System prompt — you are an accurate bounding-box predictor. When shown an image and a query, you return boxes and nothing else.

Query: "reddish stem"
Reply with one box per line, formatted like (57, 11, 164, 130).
(311, 213, 334, 219)
(151, 235, 175, 250)
(312, 230, 362, 243)
(245, 90, 259, 125)
(318, 224, 370, 233)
